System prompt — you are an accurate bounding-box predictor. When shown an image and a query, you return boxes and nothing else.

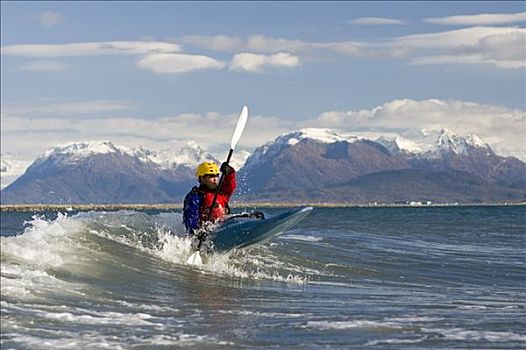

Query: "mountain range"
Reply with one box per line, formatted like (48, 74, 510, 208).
(1, 141, 216, 204)
(1, 128, 525, 205)
(237, 128, 525, 203)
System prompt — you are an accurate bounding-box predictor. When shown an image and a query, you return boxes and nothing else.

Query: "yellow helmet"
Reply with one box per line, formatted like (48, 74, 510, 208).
(195, 161, 220, 178)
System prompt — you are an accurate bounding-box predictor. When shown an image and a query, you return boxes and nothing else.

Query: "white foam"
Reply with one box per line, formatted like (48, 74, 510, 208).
(308, 281, 356, 288)
(305, 319, 403, 330)
(366, 337, 428, 346)
(1, 213, 87, 268)
(127, 213, 312, 284)
(141, 333, 234, 346)
(1, 265, 55, 297)
(386, 316, 444, 323)
(4, 331, 233, 350)
(6, 214, 164, 304)
(218, 309, 306, 318)
(81, 210, 310, 284)
(1, 261, 90, 302)
(155, 231, 203, 265)
(113, 300, 180, 313)
(3, 210, 311, 294)
(422, 328, 526, 342)
(41, 310, 161, 326)
(180, 247, 308, 284)
(308, 313, 446, 330)
(457, 305, 488, 310)
(0, 214, 94, 300)
(280, 234, 322, 242)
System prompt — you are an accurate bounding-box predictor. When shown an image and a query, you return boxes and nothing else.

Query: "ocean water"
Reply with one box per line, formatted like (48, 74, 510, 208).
(1, 206, 525, 349)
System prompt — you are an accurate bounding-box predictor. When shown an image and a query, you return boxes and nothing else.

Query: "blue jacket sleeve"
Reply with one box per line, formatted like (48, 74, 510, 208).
(183, 189, 202, 235)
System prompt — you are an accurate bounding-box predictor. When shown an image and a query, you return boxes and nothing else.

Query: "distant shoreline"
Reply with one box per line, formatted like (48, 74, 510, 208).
(1, 202, 524, 212)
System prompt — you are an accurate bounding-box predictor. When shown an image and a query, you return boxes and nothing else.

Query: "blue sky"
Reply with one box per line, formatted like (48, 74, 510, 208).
(1, 1, 525, 168)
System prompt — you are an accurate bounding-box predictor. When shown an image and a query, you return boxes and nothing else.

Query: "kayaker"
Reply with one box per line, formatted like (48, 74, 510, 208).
(183, 161, 236, 236)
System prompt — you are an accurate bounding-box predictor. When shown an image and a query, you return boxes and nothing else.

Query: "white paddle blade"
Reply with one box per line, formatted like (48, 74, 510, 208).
(230, 106, 248, 150)
(186, 251, 203, 266)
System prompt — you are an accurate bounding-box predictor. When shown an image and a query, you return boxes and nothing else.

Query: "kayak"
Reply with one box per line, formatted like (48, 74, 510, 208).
(196, 207, 313, 254)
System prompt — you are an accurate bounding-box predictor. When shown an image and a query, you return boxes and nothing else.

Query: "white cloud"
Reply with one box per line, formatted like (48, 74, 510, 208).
(479, 31, 526, 62)
(2, 99, 524, 163)
(37, 11, 61, 28)
(180, 35, 244, 52)
(0, 41, 235, 76)
(246, 35, 315, 53)
(19, 60, 70, 72)
(300, 99, 526, 160)
(411, 53, 525, 69)
(394, 26, 523, 49)
(229, 52, 300, 72)
(0, 109, 294, 163)
(424, 12, 526, 26)
(2, 100, 137, 116)
(2, 24, 523, 72)
(1, 41, 181, 57)
(181, 34, 315, 54)
(349, 17, 408, 25)
(400, 27, 526, 68)
(230, 53, 267, 72)
(137, 53, 226, 74)
(178, 26, 526, 69)
(310, 26, 526, 69)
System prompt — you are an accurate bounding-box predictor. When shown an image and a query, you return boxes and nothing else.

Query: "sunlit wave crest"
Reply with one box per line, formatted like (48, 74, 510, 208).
(1, 210, 309, 301)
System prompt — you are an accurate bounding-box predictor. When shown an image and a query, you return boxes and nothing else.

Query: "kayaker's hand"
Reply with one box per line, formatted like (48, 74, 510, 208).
(220, 162, 235, 175)
(251, 210, 265, 219)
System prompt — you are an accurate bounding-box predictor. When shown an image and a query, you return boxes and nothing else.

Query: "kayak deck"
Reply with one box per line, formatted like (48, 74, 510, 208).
(199, 207, 313, 253)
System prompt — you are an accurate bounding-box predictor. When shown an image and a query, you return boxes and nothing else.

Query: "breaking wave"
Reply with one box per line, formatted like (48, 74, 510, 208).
(1, 210, 311, 303)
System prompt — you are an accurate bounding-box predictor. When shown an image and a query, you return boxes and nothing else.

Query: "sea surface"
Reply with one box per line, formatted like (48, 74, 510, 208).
(1, 206, 525, 349)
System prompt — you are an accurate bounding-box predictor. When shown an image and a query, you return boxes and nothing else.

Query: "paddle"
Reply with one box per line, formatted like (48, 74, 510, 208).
(187, 105, 249, 265)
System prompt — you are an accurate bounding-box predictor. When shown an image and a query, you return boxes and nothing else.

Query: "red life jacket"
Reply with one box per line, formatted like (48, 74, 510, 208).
(199, 171, 236, 222)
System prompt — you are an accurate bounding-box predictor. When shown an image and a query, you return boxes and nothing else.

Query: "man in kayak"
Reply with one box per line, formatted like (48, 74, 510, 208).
(183, 161, 236, 236)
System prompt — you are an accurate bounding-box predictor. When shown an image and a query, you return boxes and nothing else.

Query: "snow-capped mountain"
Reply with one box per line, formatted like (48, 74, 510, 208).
(2, 141, 203, 204)
(133, 141, 218, 170)
(376, 136, 423, 156)
(244, 128, 361, 171)
(431, 128, 492, 157)
(28, 140, 218, 172)
(376, 129, 491, 158)
(1, 154, 32, 190)
(239, 128, 525, 203)
(239, 128, 408, 195)
(229, 150, 251, 171)
(1, 157, 10, 173)
(29, 141, 138, 170)
(2, 129, 524, 204)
